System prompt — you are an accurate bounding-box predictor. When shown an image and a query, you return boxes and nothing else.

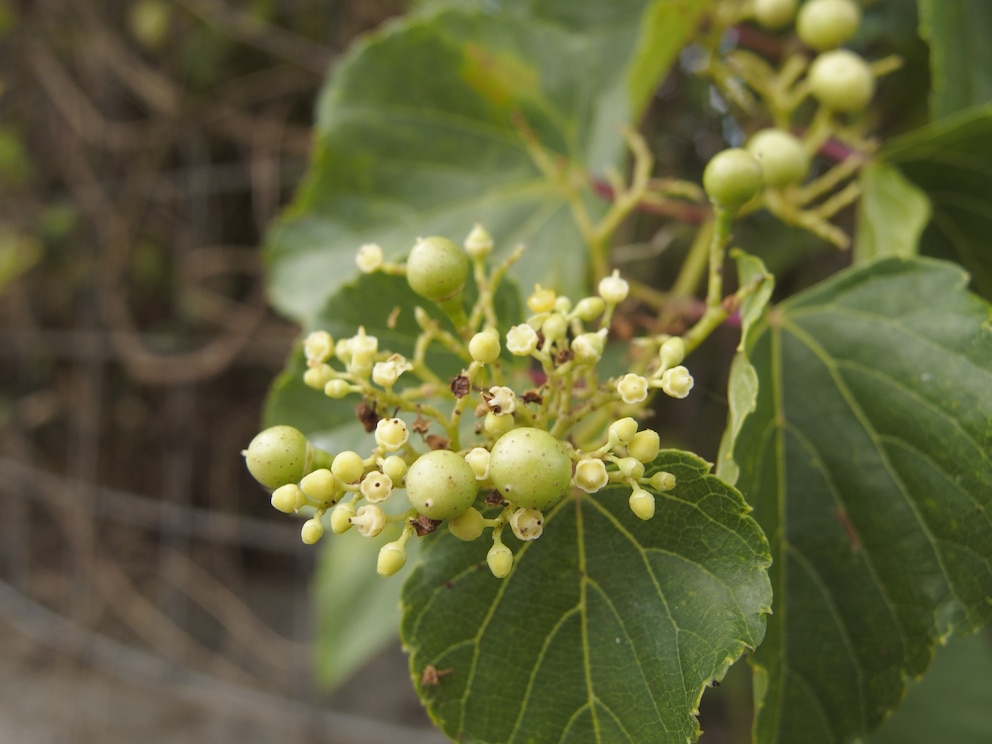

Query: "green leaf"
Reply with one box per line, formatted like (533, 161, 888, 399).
(401, 450, 771, 744)
(918, 0, 992, 120)
(854, 162, 930, 263)
(716, 250, 774, 486)
(731, 257, 992, 743)
(265, 1, 707, 326)
(865, 628, 992, 744)
(883, 106, 992, 299)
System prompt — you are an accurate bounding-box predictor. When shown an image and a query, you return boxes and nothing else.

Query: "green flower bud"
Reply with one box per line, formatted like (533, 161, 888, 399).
(301, 517, 325, 545)
(608, 417, 639, 447)
(381, 455, 407, 483)
(377, 540, 407, 577)
(648, 471, 677, 492)
(300, 468, 338, 504)
(628, 488, 656, 520)
(331, 450, 365, 484)
(628, 429, 660, 464)
(448, 506, 485, 541)
(330, 502, 356, 533)
(271, 483, 303, 514)
(487, 541, 513, 579)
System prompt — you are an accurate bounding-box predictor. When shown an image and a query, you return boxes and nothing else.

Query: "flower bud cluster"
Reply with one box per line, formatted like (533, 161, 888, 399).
(246, 227, 694, 580)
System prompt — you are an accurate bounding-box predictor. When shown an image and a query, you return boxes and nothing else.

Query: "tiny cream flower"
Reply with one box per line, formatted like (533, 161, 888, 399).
(571, 330, 606, 365)
(660, 365, 694, 399)
(355, 243, 384, 273)
(509, 507, 545, 541)
(486, 386, 517, 415)
(506, 324, 539, 356)
(574, 458, 609, 493)
(360, 471, 393, 503)
(350, 504, 386, 537)
(617, 373, 649, 404)
(372, 354, 412, 388)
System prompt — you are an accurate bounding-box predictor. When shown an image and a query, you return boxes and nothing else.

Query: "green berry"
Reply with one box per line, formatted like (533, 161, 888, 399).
(703, 148, 764, 209)
(746, 129, 810, 188)
(448, 507, 486, 541)
(489, 427, 572, 510)
(244, 425, 310, 490)
(753, 0, 796, 29)
(796, 0, 860, 51)
(407, 236, 468, 303)
(405, 449, 478, 520)
(808, 49, 875, 113)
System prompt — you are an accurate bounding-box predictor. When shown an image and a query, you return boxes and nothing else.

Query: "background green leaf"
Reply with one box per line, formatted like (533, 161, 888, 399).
(918, 0, 992, 119)
(401, 450, 771, 744)
(732, 257, 992, 743)
(854, 162, 930, 263)
(264, 1, 707, 326)
(882, 106, 992, 299)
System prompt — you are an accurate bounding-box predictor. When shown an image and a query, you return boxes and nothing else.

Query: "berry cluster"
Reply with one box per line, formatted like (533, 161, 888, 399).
(244, 227, 692, 579)
(701, 0, 892, 246)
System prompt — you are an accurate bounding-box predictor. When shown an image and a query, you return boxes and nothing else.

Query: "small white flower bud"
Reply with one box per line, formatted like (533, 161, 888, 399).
(572, 296, 606, 322)
(304, 364, 334, 390)
(648, 471, 677, 492)
(271, 483, 303, 514)
(628, 429, 660, 463)
(571, 330, 606, 365)
(464, 447, 491, 480)
(616, 457, 645, 481)
(659, 336, 685, 369)
(377, 540, 407, 576)
(527, 284, 556, 314)
(541, 313, 568, 343)
(598, 269, 629, 304)
(330, 502, 356, 533)
(608, 417, 639, 447)
(464, 223, 493, 259)
(487, 542, 513, 578)
(372, 354, 412, 388)
(303, 330, 334, 366)
(628, 488, 656, 520)
(301, 517, 325, 544)
(324, 379, 353, 399)
(331, 450, 365, 484)
(300, 468, 338, 503)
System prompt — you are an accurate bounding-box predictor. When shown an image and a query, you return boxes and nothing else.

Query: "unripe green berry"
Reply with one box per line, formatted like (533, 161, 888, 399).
(628, 429, 661, 464)
(448, 506, 485, 541)
(271, 483, 303, 514)
(330, 502, 356, 533)
(489, 427, 572, 510)
(377, 541, 407, 577)
(509, 507, 544, 541)
(808, 49, 875, 113)
(746, 129, 810, 188)
(797, 0, 860, 51)
(405, 449, 478, 520)
(469, 328, 501, 364)
(301, 517, 325, 544)
(703, 148, 764, 209)
(753, 0, 796, 29)
(629, 489, 656, 520)
(407, 236, 468, 303)
(244, 425, 310, 490)
(487, 541, 513, 579)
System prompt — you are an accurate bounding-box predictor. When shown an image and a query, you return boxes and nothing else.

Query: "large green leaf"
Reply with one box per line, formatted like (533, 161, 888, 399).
(401, 450, 771, 744)
(882, 106, 992, 298)
(264, 1, 708, 325)
(918, 0, 992, 119)
(732, 257, 992, 743)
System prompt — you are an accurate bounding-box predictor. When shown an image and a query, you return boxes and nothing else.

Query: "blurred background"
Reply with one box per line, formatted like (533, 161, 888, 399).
(0, 1, 448, 741)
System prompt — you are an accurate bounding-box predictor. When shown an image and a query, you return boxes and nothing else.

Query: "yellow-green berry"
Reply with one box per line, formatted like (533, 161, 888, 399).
(808, 49, 875, 113)
(405, 449, 478, 520)
(797, 0, 860, 51)
(407, 236, 468, 303)
(703, 148, 763, 209)
(746, 129, 810, 188)
(489, 427, 573, 510)
(753, 0, 796, 29)
(244, 425, 310, 490)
